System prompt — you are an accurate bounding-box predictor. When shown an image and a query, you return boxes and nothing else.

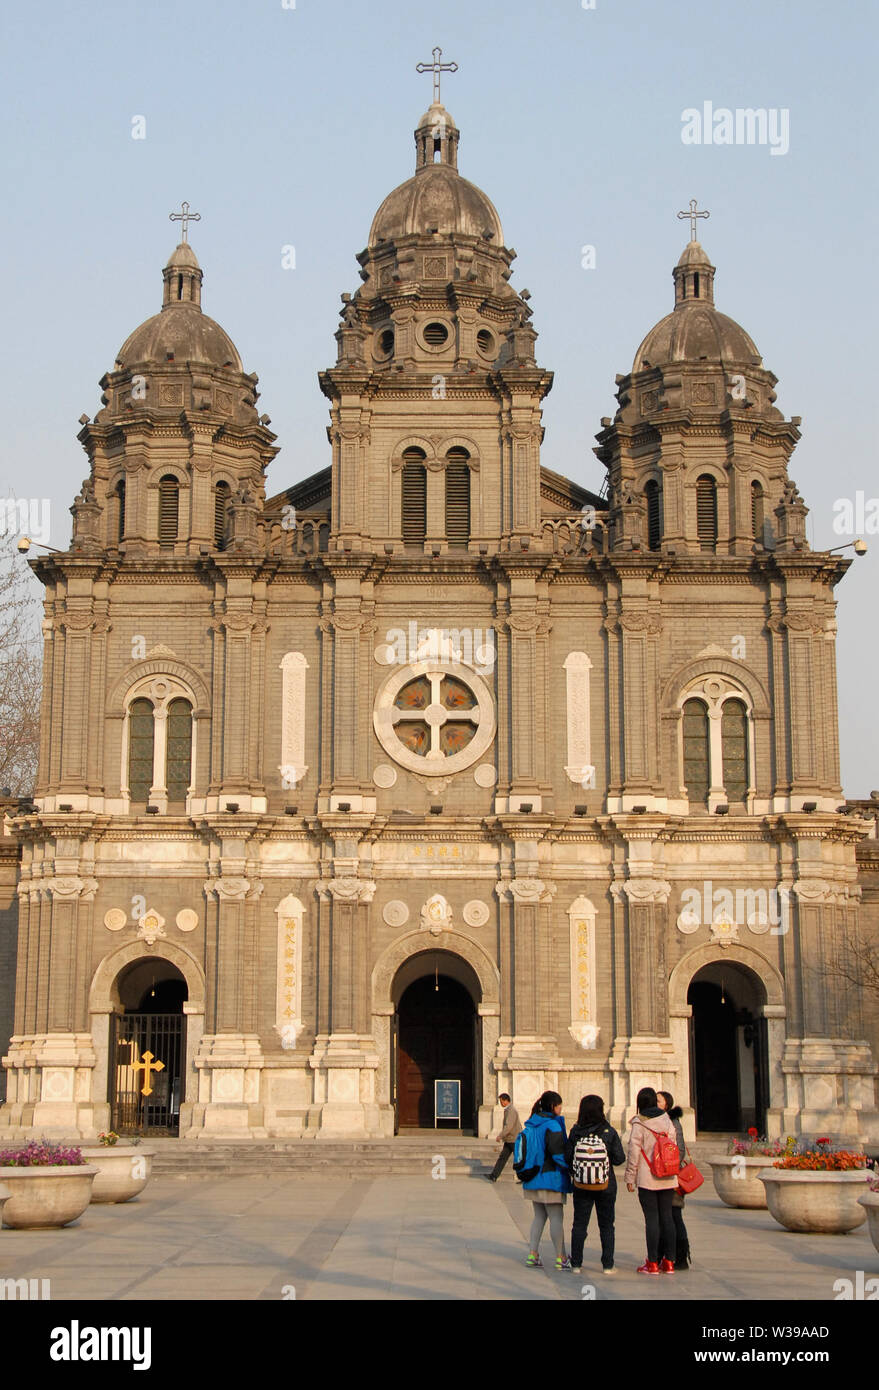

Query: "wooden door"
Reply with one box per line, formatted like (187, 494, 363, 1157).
(397, 976, 474, 1128)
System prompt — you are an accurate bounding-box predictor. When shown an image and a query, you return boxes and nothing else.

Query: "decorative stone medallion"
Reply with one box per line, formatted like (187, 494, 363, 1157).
(420, 893, 453, 935)
(710, 911, 739, 947)
(373, 763, 397, 788)
(136, 910, 167, 946)
(474, 763, 497, 787)
(462, 900, 489, 927)
(103, 908, 127, 932)
(382, 900, 409, 928)
(676, 906, 701, 935)
(176, 909, 198, 933)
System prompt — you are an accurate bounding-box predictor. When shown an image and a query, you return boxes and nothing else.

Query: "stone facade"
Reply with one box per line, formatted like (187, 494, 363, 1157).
(2, 100, 877, 1141)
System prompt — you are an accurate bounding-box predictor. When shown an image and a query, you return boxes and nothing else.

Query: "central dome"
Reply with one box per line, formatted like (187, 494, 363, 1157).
(368, 102, 503, 247)
(632, 240, 761, 373)
(114, 243, 242, 372)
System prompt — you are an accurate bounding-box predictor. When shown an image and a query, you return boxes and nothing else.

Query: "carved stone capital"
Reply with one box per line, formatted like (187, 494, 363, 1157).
(204, 876, 251, 902)
(322, 876, 377, 904)
(612, 878, 672, 905)
(496, 877, 554, 904)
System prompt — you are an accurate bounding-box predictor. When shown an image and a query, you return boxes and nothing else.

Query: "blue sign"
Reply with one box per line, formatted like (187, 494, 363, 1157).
(434, 1079, 461, 1122)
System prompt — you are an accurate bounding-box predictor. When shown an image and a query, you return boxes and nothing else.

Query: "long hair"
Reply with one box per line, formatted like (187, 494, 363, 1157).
(576, 1094, 606, 1127)
(536, 1090, 563, 1114)
(636, 1086, 658, 1112)
(658, 1090, 674, 1111)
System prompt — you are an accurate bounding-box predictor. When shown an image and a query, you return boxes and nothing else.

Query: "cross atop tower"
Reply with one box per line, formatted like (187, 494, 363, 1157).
(169, 200, 201, 244)
(416, 46, 458, 105)
(677, 198, 709, 242)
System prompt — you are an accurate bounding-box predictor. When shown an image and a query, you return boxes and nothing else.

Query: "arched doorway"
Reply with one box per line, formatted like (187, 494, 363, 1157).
(688, 962, 768, 1133)
(109, 958, 188, 1136)
(392, 951, 480, 1132)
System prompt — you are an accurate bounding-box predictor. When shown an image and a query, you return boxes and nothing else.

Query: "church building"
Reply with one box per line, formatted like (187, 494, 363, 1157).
(2, 83, 877, 1142)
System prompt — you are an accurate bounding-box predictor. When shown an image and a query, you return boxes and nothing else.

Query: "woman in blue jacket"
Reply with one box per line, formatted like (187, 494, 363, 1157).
(521, 1091, 573, 1270)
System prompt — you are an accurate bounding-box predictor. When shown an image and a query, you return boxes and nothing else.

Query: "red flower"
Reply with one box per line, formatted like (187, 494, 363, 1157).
(748, 1127, 758, 1139)
(816, 1136, 831, 1145)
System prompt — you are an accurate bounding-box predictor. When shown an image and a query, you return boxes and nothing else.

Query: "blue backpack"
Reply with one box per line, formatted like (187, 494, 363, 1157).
(513, 1122, 547, 1183)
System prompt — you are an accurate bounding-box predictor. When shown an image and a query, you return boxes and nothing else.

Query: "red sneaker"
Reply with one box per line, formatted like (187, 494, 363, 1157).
(659, 1258, 675, 1274)
(637, 1261, 660, 1275)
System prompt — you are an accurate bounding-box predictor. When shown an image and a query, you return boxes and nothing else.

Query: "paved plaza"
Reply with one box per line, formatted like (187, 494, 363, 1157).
(1, 1170, 876, 1302)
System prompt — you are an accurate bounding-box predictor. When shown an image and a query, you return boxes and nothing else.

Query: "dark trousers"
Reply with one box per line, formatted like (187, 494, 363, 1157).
(489, 1142, 514, 1179)
(570, 1183, 617, 1268)
(638, 1187, 676, 1264)
(672, 1202, 690, 1261)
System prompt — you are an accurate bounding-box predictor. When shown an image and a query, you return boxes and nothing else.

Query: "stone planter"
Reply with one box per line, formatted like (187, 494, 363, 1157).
(857, 1190, 879, 1255)
(708, 1155, 770, 1209)
(79, 1146, 154, 1203)
(0, 1166, 98, 1229)
(759, 1168, 870, 1234)
(0, 1183, 10, 1223)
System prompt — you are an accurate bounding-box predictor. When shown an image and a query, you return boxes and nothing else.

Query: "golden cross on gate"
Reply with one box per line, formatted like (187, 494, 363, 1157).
(416, 46, 458, 105)
(677, 198, 709, 242)
(169, 200, 201, 244)
(131, 1050, 165, 1097)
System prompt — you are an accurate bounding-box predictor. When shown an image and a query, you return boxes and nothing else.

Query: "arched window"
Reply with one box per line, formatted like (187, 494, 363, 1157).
(696, 475, 718, 552)
(166, 699, 193, 802)
(682, 698, 710, 805)
(751, 481, 764, 544)
(721, 699, 749, 802)
(645, 479, 661, 551)
(445, 448, 471, 548)
(401, 448, 427, 546)
(158, 475, 179, 544)
(115, 479, 126, 544)
(128, 698, 155, 802)
(214, 480, 231, 550)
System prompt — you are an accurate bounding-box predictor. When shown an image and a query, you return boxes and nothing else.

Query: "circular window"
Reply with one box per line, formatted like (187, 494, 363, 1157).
(423, 321, 449, 347)
(375, 327, 394, 360)
(374, 659, 496, 777)
(476, 328, 495, 356)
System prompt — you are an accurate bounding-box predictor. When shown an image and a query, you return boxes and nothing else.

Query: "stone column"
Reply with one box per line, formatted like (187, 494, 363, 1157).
(494, 876, 556, 1112)
(308, 875, 380, 1136)
(194, 874, 266, 1138)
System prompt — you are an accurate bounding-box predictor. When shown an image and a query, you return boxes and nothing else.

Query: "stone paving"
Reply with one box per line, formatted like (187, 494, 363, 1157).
(0, 1170, 876, 1301)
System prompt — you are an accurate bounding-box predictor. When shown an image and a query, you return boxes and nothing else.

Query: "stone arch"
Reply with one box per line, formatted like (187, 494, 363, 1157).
(107, 658, 211, 718)
(668, 942, 785, 1016)
(660, 656, 771, 720)
(390, 436, 438, 470)
(372, 929, 500, 1011)
(146, 462, 190, 489)
(89, 938, 206, 1015)
(441, 436, 481, 471)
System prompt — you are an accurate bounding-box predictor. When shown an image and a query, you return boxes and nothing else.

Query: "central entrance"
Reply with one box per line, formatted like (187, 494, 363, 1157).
(109, 958, 187, 1137)
(688, 961, 768, 1133)
(392, 951, 479, 1131)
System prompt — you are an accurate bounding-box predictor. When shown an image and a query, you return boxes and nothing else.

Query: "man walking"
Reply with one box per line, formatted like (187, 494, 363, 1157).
(485, 1093, 519, 1182)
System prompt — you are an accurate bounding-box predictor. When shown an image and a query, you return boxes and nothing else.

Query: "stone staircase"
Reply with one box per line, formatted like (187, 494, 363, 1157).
(146, 1136, 499, 1178)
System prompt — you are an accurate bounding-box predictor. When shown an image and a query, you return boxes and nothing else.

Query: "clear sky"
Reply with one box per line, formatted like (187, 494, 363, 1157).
(1, 0, 876, 793)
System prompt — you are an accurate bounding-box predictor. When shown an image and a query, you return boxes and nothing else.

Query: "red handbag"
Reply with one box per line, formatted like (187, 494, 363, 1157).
(677, 1159, 704, 1194)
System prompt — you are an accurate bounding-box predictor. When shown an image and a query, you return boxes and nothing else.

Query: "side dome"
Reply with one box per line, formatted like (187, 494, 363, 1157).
(114, 242, 242, 371)
(632, 240, 761, 373)
(368, 101, 504, 247)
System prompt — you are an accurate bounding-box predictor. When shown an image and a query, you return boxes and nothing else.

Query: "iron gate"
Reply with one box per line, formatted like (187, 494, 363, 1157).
(110, 1012, 185, 1136)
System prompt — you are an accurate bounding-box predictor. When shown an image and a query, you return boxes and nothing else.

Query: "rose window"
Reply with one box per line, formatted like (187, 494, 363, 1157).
(374, 660, 496, 776)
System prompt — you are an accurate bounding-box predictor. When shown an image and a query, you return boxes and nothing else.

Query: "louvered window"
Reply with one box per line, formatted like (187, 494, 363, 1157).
(128, 698, 154, 802)
(721, 699, 749, 802)
(751, 481, 764, 544)
(645, 479, 661, 550)
(401, 449, 427, 546)
(116, 480, 126, 543)
(445, 449, 471, 548)
(682, 698, 710, 805)
(166, 699, 193, 802)
(696, 475, 718, 552)
(158, 475, 179, 544)
(214, 481, 231, 550)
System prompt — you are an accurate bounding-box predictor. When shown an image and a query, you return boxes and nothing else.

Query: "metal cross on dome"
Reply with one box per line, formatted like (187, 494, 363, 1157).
(677, 198, 710, 241)
(169, 200, 201, 244)
(416, 46, 458, 105)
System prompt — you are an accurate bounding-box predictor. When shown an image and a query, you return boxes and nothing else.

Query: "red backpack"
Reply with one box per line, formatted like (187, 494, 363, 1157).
(637, 1122, 681, 1179)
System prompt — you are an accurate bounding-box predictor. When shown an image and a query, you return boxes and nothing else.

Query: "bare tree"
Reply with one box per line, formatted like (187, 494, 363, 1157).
(0, 531, 42, 796)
